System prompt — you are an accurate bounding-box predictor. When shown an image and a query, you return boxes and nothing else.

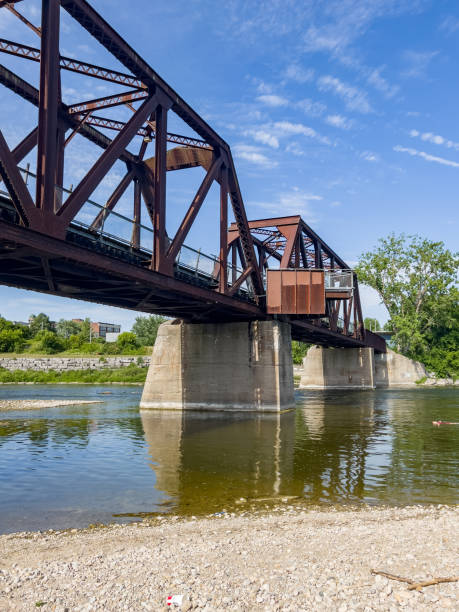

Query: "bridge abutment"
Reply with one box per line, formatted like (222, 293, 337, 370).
(140, 319, 295, 411)
(299, 346, 375, 389)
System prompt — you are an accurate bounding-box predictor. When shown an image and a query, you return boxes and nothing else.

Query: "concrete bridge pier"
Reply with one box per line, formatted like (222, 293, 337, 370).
(140, 319, 295, 411)
(300, 346, 376, 389)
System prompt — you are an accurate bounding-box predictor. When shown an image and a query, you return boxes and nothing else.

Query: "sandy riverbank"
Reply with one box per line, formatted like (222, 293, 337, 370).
(0, 505, 457, 611)
(0, 399, 103, 411)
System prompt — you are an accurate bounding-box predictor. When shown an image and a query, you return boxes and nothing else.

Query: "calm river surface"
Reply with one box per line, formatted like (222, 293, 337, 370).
(0, 385, 457, 533)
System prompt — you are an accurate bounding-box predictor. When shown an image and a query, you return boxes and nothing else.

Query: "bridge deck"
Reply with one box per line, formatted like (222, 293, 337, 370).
(0, 200, 385, 352)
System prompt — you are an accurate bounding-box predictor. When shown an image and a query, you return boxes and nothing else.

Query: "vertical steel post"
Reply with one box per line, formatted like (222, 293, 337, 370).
(219, 165, 228, 293)
(152, 104, 167, 272)
(36, 0, 61, 213)
(232, 242, 237, 285)
(131, 175, 141, 248)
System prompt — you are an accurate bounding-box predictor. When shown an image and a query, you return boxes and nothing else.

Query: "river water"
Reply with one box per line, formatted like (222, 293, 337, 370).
(0, 385, 457, 533)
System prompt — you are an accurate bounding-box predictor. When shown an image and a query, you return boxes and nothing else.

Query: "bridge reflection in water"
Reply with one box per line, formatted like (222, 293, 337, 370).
(140, 392, 382, 513)
(0, 387, 457, 533)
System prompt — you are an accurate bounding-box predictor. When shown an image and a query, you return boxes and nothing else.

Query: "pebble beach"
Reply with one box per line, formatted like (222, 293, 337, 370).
(0, 505, 457, 611)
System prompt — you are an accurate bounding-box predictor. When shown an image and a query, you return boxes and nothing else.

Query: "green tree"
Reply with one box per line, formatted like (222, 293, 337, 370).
(292, 341, 310, 365)
(363, 317, 380, 332)
(116, 332, 140, 352)
(0, 328, 26, 352)
(356, 234, 458, 376)
(132, 315, 166, 346)
(29, 313, 53, 336)
(56, 319, 82, 339)
(34, 330, 67, 354)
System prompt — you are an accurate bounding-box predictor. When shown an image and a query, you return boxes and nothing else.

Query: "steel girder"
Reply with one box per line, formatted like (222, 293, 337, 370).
(0, 0, 263, 298)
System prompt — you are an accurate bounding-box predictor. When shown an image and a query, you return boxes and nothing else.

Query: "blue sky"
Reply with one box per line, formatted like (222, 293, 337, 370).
(0, 0, 458, 328)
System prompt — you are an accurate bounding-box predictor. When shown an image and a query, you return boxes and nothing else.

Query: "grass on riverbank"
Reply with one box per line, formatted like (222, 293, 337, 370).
(0, 365, 148, 384)
(0, 352, 151, 359)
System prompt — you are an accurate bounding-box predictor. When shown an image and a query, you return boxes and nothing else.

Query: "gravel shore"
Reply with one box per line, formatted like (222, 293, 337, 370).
(0, 400, 103, 411)
(0, 505, 457, 611)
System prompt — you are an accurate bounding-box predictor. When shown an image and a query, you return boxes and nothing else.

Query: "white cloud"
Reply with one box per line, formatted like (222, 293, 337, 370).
(317, 75, 372, 113)
(409, 129, 459, 151)
(401, 50, 438, 78)
(245, 129, 279, 149)
(272, 121, 331, 145)
(251, 188, 322, 222)
(330, 201, 342, 207)
(283, 64, 314, 83)
(233, 144, 277, 168)
(439, 16, 459, 36)
(295, 98, 326, 117)
(256, 94, 289, 107)
(394, 145, 459, 168)
(325, 114, 353, 130)
(367, 67, 399, 98)
(361, 151, 380, 162)
(285, 142, 305, 156)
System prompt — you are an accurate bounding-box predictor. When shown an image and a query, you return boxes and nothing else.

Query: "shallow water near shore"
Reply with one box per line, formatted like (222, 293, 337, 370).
(0, 384, 457, 533)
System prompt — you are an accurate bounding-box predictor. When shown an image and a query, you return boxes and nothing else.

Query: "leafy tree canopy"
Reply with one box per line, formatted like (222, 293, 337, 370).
(56, 319, 82, 339)
(356, 233, 458, 377)
(29, 313, 54, 336)
(132, 315, 166, 346)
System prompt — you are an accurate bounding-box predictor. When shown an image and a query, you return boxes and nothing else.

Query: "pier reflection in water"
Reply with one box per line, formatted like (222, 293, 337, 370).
(0, 385, 457, 532)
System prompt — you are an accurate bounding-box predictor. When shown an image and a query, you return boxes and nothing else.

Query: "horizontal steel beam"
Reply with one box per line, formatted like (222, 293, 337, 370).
(0, 38, 147, 88)
(0, 63, 137, 164)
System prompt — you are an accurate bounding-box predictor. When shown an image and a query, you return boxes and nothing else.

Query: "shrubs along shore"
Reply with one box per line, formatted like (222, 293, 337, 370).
(0, 365, 148, 384)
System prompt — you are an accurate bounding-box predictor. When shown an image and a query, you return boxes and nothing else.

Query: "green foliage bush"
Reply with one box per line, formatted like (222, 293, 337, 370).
(292, 341, 310, 364)
(0, 328, 26, 352)
(32, 330, 67, 354)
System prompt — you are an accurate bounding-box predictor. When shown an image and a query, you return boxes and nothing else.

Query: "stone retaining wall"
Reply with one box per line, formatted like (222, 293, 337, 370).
(0, 356, 151, 372)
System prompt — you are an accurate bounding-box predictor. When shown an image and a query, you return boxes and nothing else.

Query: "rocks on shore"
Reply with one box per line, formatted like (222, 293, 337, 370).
(0, 505, 457, 611)
(0, 399, 103, 411)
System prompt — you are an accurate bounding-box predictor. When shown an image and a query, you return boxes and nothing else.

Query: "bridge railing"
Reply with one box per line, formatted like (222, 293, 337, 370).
(324, 269, 354, 291)
(10, 167, 254, 298)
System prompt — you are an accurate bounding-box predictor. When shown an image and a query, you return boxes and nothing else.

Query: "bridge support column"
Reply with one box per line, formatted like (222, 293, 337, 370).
(299, 346, 375, 389)
(140, 319, 294, 411)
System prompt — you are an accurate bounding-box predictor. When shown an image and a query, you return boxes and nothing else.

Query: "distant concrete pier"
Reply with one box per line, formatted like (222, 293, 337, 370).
(300, 346, 427, 389)
(140, 320, 294, 411)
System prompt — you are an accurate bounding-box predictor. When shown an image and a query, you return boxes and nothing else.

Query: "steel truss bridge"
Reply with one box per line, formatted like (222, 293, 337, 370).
(0, 0, 385, 353)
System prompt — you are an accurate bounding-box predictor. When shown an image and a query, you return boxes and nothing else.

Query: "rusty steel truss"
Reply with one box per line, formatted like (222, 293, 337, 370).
(0, 0, 385, 352)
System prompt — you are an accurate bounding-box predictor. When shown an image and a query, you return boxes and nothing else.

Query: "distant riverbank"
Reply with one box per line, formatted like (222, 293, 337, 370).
(0, 366, 148, 384)
(0, 505, 457, 611)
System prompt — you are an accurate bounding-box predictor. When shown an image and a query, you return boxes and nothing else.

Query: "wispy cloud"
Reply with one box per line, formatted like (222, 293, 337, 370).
(233, 144, 277, 168)
(295, 98, 326, 117)
(394, 145, 459, 168)
(283, 64, 314, 83)
(325, 114, 353, 130)
(251, 187, 322, 221)
(317, 75, 372, 113)
(245, 129, 279, 149)
(401, 50, 438, 78)
(409, 129, 459, 151)
(272, 121, 331, 145)
(301, 0, 427, 56)
(361, 151, 380, 162)
(367, 67, 399, 98)
(256, 94, 289, 107)
(285, 142, 305, 156)
(439, 15, 459, 36)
